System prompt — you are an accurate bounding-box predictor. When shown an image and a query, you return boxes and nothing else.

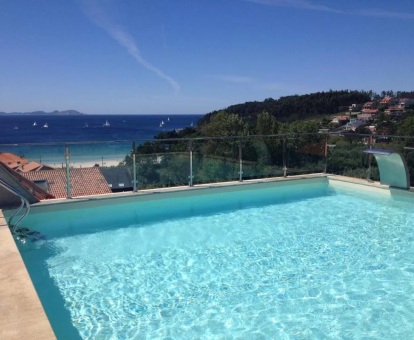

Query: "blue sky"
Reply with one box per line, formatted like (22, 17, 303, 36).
(1, 0, 413, 115)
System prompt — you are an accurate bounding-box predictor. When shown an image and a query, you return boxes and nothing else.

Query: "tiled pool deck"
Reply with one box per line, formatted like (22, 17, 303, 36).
(0, 174, 401, 338)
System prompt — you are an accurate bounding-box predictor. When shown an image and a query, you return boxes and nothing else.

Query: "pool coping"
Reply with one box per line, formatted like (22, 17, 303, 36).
(0, 214, 56, 339)
(0, 173, 412, 339)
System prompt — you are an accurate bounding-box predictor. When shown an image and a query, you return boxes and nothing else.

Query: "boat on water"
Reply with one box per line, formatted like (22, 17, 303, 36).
(103, 120, 110, 127)
(43, 123, 48, 128)
(159, 120, 164, 127)
(33, 121, 37, 126)
(13, 126, 18, 130)
(190, 121, 194, 127)
(84, 122, 89, 128)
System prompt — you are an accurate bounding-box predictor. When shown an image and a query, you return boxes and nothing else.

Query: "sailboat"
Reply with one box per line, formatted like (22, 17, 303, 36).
(43, 123, 48, 128)
(190, 121, 194, 127)
(159, 120, 164, 127)
(33, 121, 37, 126)
(167, 117, 170, 122)
(103, 120, 110, 127)
(83, 122, 89, 128)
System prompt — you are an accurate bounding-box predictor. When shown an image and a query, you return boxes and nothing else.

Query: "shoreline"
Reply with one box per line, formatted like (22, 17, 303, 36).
(47, 158, 124, 169)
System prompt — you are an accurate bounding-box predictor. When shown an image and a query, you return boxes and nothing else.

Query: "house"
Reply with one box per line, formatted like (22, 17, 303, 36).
(363, 102, 378, 110)
(399, 98, 414, 107)
(380, 97, 397, 106)
(0, 161, 55, 207)
(345, 118, 366, 131)
(331, 115, 349, 125)
(361, 108, 379, 115)
(384, 106, 405, 115)
(99, 167, 134, 192)
(357, 113, 375, 121)
(21, 168, 112, 199)
(348, 104, 362, 112)
(0, 152, 54, 172)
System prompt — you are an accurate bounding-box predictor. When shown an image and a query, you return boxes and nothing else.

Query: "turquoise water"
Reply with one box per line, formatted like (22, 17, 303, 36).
(17, 182, 414, 339)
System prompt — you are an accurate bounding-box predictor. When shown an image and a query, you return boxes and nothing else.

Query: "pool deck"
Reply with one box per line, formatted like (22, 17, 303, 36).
(0, 214, 56, 339)
(0, 173, 410, 339)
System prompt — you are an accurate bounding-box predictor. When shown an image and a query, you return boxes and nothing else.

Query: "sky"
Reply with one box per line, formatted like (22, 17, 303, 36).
(1, 0, 413, 115)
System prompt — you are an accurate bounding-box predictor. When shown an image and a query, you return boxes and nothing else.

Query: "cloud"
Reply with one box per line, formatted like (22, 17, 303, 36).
(245, 0, 343, 14)
(79, 0, 180, 93)
(246, 0, 414, 19)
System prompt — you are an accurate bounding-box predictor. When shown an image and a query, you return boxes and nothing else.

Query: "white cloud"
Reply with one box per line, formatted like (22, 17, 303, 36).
(246, 0, 414, 19)
(79, 0, 180, 93)
(245, 0, 343, 14)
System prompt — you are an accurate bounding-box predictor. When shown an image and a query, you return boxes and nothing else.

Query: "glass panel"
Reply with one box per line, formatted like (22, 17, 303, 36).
(242, 136, 284, 179)
(192, 138, 240, 184)
(286, 134, 326, 176)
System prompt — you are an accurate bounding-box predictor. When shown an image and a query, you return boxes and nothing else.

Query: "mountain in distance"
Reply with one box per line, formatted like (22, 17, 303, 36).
(0, 109, 85, 115)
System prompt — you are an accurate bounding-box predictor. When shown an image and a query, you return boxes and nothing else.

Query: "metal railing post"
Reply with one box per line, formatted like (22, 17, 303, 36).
(367, 135, 373, 181)
(238, 140, 243, 182)
(324, 135, 328, 174)
(132, 153, 137, 192)
(65, 144, 71, 199)
(283, 138, 287, 177)
(189, 140, 193, 186)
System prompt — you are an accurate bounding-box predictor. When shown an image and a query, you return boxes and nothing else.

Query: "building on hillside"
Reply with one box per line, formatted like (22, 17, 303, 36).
(380, 96, 397, 106)
(361, 108, 379, 115)
(362, 102, 378, 110)
(357, 113, 375, 121)
(345, 119, 366, 131)
(399, 98, 414, 107)
(331, 116, 349, 125)
(21, 168, 112, 199)
(348, 104, 362, 112)
(384, 106, 405, 116)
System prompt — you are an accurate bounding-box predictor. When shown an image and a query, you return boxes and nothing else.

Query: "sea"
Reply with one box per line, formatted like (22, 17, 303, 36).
(0, 114, 202, 167)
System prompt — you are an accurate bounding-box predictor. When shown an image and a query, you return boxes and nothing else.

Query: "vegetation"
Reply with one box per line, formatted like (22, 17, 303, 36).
(121, 89, 414, 189)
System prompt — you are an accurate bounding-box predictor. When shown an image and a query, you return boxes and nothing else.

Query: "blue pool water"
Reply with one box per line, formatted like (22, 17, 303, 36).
(17, 180, 414, 339)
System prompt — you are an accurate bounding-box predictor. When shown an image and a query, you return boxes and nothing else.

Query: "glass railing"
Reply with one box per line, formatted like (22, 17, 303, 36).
(1, 133, 414, 199)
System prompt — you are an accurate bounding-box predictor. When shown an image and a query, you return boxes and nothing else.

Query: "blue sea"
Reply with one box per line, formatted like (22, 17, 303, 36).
(0, 114, 202, 166)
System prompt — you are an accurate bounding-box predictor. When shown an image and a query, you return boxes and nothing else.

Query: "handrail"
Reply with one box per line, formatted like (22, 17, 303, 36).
(0, 178, 30, 232)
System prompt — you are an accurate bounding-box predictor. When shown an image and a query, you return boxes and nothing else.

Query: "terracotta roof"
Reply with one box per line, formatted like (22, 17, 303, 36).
(21, 168, 112, 198)
(0, 161, 55, 201)
(361, 109, 378, 114)
(0, 153, 28, 167)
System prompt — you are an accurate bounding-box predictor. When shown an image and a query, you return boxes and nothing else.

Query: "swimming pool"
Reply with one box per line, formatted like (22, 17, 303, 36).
(14, 177, 414, 338)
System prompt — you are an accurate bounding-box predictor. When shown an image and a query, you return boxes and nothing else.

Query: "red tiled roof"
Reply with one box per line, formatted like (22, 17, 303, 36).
(361, 109, 378, 114)
(0, 152, 28, 167)
(21, 168, 112, 198)
(0, 161, 55, 200)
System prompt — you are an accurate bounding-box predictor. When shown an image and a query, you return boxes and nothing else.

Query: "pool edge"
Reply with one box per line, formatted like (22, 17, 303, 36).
(0, 212, 56, 340)
(2, 173, 414, 338)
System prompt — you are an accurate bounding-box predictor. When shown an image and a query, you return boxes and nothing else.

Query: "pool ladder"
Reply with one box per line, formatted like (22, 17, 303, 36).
(0, 178, 30, 232)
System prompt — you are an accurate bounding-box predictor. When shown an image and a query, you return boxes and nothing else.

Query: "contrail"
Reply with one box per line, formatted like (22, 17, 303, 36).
(246, 0, 414, 19)
(79, 0, 180, 93)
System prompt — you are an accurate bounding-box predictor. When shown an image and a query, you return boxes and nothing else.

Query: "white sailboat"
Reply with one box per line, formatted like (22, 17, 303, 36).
(190, 121, 194, 127)
(103, 120, 110, 127)
(159, 120, 164, 127)
(33, 121, 37, 126)
(43, 123, 48, 128)
(84, 122, 89, 128)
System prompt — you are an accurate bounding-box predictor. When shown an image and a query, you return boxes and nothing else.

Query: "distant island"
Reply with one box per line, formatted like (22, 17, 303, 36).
(0, 110, 85, 115)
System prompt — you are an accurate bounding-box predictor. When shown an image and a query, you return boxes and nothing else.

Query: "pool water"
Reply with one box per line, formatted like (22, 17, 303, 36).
(17, 181, 414, 339)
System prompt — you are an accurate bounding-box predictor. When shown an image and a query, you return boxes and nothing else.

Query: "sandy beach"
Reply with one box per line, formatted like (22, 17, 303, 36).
(48, 158, 124, 169)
